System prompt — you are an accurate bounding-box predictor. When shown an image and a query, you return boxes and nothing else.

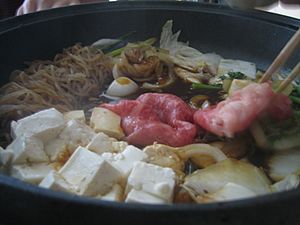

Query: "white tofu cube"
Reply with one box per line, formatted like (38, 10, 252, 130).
(11, 163, 54, 184)
(125, 189, 165, 204)
(86, 132, 115, 154)
(39, 170, 75, 193)
(11, 108, 65, 142)
(90, 107, 125, 139)
(98, 184, 123, 202)
(44, 139, 69, 162)
(59, 120, 96, 153)
(59, 146, 123, 196)
(63, 110, 86, 123)
(218, 59, 256, 79)
(228, 79, 254, 96)
(102, 145, 148, 177)
(112, 141, 128, 152)
(126, 162, 175, 202)
(8, 136, 49, 164)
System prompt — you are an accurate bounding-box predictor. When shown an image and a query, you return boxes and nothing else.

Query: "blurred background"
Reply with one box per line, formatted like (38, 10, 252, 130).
(0, 0, 299, 20)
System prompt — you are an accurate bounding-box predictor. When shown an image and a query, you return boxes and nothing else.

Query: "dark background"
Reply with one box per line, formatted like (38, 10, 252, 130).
(0, 0, 23, 19)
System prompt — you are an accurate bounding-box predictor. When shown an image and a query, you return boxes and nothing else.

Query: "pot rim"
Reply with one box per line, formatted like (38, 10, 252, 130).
(0, 1, 299, 210)
(0, 1, 299, 35)
(1, 173, 299, 211)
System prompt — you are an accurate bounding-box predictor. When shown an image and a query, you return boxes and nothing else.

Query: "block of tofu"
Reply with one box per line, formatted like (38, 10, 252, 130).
(8, 136, 49, 164)
(228, 79, 254, 96)
(126, 162, 175, 203)
(97, 184, 123, 202)
(112, 141, 128, 152)
(11, 108, 65, 142)
(59, 146, 123, 196)
(44, 139, 69, 162)
(11, 163, 54, 184)
(102, 145, 148, 177)
(63, 110, 86, 123)
(86, 132, 128, 154)
(125, 189, 165, 204)
(217, 59, 256, 79)
(86, 132, 115, 154)
(90, 107, 125, 139)
(59, 120, 96, 153)
(39, 170, 75, 193)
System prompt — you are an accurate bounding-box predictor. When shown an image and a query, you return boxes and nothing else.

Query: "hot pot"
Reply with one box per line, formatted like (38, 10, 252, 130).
(0, 2, 299, 225)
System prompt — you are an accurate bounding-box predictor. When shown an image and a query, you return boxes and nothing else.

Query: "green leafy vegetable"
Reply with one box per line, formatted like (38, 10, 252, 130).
(290, 96, 300, 105)
(228, 72, 247, 80)
(294, 110, 300, 118)
(93, 31, 136, 51)
(191, 83, 222, 90)
(220, 72, 247, 81)
(107, 37, 156, 57)
(289, 85, 300, 110)
(104, 31, 136, 51)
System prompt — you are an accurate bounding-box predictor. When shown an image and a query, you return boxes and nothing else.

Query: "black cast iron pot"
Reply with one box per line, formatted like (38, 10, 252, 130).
(0, 2, 299, 225)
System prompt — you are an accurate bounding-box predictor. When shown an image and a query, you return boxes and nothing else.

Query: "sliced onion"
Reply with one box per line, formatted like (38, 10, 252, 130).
(177, 143, 227, 168)
(174, 66, 207, 84)
(183, 159, 271, 196)
(199, 53, 222, 76)
(92, 38, 120, 49)
(184, 182, 257, 203)
(271, 174, 300, 192)
(267, 148, 300, 181)
(143, 144, 185, 180)
(142, 65, 176, 90)
(112, 64, 120, 79)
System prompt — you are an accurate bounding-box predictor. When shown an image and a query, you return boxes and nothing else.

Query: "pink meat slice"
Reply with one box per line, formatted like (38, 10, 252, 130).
(101, 93, 197, 147)
(194, 82, 292, 138)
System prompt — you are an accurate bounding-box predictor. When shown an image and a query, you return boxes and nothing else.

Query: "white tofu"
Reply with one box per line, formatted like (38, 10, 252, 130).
(11, 163, 54, 184)
(102, 145, 148, 177)
(98, 184, 123, 202)
(101, 152, 115, 162)
(63, 110, 86, 123)
(59, 146, 123, 196)
(44, 139, 69, 162)
(86, 132, 128, 155)
(8, 136, 49, 164)
(39, 170, 74, 193)
(86, 132, 115, 154)
(11, 108, 65, 142)
(125, 189, 165, 204)
(126, 162, 175, 202)
(90, 107, 125, 139)
(218, 59, 256, 79)
(112, 141, 128, 152)
(59, 120, 96, 153)
(228, 79, 254, 96)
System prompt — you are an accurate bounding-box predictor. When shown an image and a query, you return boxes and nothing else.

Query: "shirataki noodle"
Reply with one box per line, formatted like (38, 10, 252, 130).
(0, 44, 113, 146)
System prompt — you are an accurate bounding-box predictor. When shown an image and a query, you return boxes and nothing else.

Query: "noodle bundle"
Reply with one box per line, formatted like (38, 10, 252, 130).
(0, 44, 113, 145)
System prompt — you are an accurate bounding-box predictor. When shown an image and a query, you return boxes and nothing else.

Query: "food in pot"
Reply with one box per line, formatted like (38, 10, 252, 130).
(0, 20, 299, 204)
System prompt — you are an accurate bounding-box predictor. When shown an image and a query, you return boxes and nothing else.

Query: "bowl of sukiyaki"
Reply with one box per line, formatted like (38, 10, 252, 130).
(0, 2, 299, 225)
